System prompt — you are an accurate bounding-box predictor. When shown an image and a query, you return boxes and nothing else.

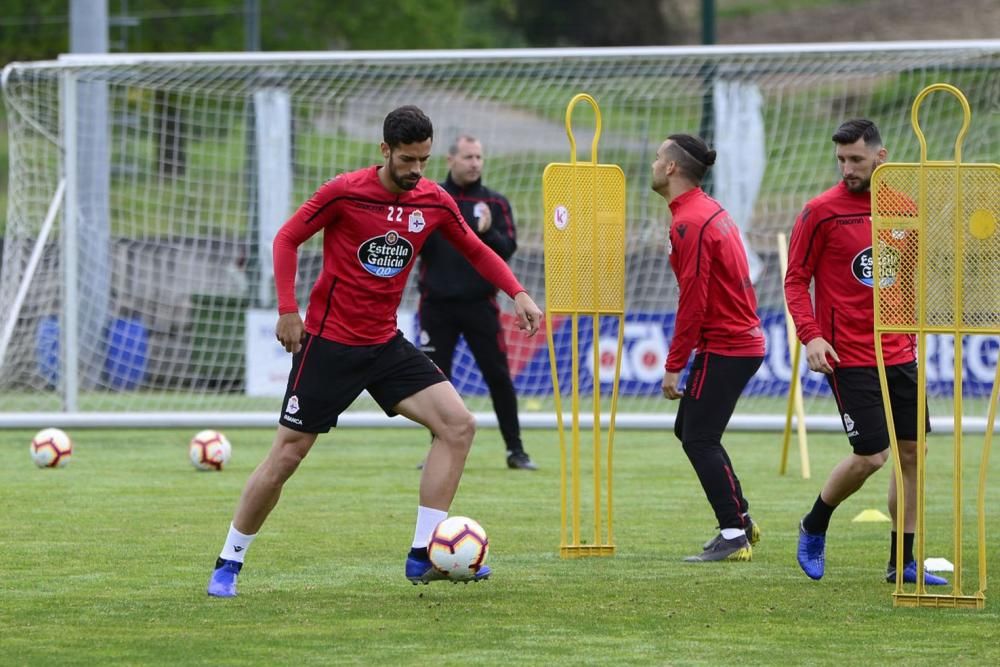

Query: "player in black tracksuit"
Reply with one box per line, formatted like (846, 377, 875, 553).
(417, 135, 536, 470)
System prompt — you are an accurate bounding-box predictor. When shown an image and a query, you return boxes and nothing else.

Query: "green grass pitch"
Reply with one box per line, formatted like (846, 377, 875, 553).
(2, 427, 998, 665)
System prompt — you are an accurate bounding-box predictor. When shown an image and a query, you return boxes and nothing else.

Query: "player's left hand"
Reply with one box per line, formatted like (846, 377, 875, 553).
(662, 371, 683, 400)
(513, 291, 543, 337)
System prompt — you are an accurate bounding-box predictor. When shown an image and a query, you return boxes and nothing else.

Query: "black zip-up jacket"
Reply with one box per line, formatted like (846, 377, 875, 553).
(417, 172, 518, 302)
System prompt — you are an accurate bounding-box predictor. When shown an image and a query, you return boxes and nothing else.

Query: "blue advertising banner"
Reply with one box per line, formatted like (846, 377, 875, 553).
(436, 309, 999, 399)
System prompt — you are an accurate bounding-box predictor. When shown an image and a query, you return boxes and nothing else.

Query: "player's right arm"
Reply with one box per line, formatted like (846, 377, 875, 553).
(272, 177, 343, 353)
(784, 204, 839, 373)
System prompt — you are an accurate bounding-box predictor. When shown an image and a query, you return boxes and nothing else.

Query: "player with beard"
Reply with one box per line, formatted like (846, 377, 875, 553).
(785, 118, 946, 586)
(206, 106, 543, 596)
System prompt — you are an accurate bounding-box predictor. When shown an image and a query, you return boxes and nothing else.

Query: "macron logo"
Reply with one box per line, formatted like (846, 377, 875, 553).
(234, 546, 244, 552)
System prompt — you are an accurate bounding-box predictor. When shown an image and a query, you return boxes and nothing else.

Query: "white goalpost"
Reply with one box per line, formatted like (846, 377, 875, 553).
(2, 42, 998, 429)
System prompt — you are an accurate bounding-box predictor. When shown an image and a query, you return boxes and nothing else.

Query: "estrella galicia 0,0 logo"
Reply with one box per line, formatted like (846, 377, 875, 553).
(358, 230, 414, 278)
(852, 244, 899, 288)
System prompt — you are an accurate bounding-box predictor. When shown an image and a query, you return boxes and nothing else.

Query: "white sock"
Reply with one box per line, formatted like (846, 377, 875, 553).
(220, 522, 257, 563)
(412, 506, 448, 549)
(721, 528, 746, 540)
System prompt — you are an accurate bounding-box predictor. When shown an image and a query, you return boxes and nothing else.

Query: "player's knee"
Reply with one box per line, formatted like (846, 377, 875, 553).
(456, 410, 477, 444)
(439, 408, 476, 447)
(267, 436, 311, 478)
(895, 440, 919, 467)
(681, 436, 719, 456)
(856, 448, 890, 475)
(279, 444, 308, 467)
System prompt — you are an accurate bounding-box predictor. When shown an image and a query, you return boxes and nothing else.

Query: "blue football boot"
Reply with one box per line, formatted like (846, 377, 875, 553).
(405, 549, 491, 585)
(797, 520, 826, 580)
(207, 557, 242, 597)
(886, 561, 948, 586)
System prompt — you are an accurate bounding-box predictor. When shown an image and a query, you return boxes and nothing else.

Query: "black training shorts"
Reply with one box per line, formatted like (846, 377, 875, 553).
(278, 331, 447, 433)
(826, 362, 931, 456)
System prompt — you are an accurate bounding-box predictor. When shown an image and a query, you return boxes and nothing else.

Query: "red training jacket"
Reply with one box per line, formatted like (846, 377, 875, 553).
(784, 181, 916, 367)
(273, 166, 525, 346)
(665, 188, 765, 372)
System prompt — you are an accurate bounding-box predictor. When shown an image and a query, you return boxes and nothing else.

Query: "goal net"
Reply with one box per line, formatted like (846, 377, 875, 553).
(2, 43, 998, 428)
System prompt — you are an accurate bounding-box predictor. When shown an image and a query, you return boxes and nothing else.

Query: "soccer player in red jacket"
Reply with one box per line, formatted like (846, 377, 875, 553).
(785, 118, 945, 586)
(652, 134, 766, 562)
(206, 106, 543, 597)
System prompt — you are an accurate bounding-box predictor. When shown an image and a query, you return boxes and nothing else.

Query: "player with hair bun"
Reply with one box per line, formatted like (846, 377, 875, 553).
(651, 133, 766, 563)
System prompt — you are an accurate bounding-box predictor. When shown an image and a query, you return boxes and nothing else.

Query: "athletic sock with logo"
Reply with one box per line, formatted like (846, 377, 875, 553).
(220, 522, 257, 563)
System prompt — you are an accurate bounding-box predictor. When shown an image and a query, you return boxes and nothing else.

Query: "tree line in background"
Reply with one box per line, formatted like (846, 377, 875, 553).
(0, 0, 682, 235)
(0, 0, 682, 62)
